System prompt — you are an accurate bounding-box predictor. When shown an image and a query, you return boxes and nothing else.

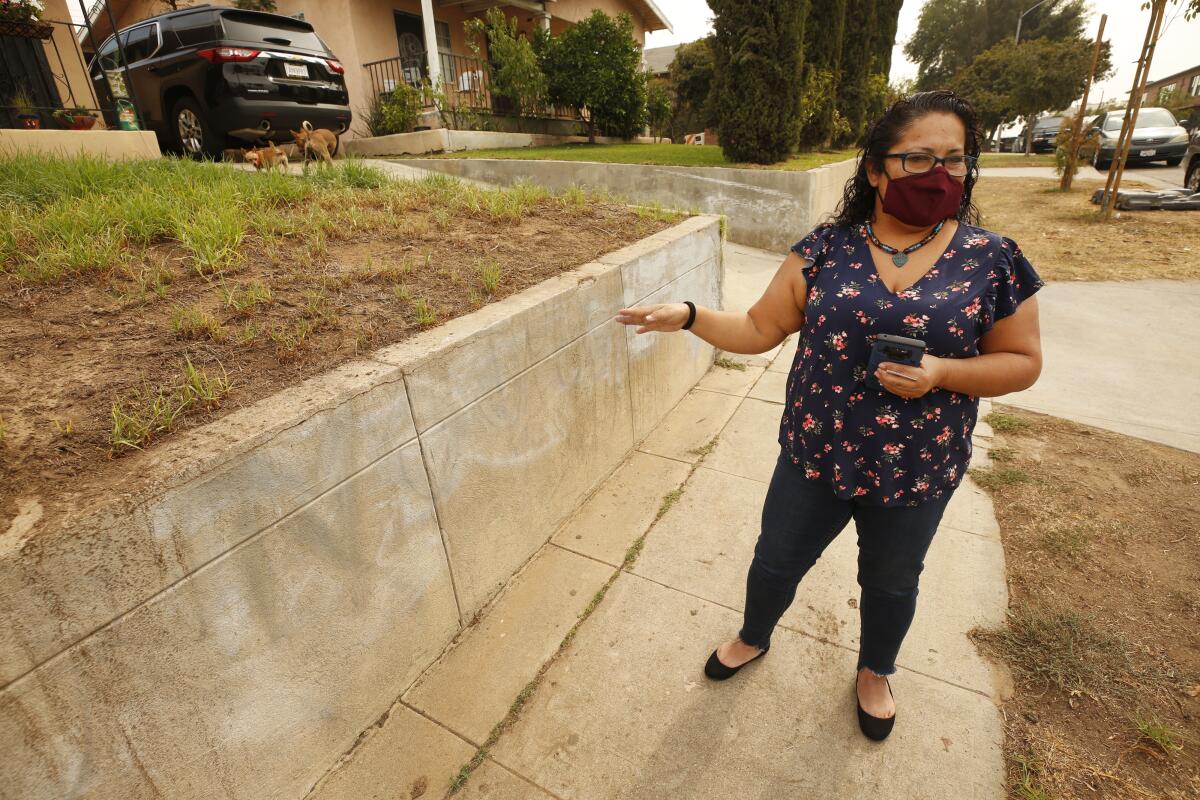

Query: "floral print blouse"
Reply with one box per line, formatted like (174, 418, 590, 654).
(778, 221, 1045, 507)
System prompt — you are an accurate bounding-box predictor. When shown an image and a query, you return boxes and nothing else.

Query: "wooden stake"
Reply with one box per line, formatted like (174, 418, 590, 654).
(1101, 0, 1167, 218)
(1060, 13, 1106, 192)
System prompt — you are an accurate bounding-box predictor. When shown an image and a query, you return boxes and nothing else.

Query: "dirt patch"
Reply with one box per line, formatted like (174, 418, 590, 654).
(0, 163, 676, 532)
(974, 178, 1200, 281)
(968, 405, 1200, 799)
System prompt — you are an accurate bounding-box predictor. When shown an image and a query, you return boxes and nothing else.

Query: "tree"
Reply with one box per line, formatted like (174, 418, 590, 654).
(646, 80, 672, 142)
(708, 0, 808, 164)
(906, 0, 1091, 91)
(465, 8, 547, 130)
(871, 0, 905, 78)
(835, 0, 878, 146)
(232, 0, 277, 10)
(798, 0, 848, 149)
(950, 36, 1111, 143)
(538, 11, 646, 142)
(667, 37, 715, 141)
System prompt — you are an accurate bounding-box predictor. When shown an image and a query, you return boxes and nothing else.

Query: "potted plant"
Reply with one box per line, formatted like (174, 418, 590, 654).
(0, 0, 53, 40)
(53, 107, 97, 130)
(8, 89, 41, 129)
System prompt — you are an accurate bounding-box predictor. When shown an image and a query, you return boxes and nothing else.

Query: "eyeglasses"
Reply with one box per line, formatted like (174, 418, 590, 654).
(883, 152, 976, 176)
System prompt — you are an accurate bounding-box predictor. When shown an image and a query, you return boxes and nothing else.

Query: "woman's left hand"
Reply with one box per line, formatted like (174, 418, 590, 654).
(875, 355, 947, 399)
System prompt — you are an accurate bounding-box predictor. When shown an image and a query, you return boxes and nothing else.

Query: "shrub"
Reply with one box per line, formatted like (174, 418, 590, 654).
(377, 83, 424, 136)
(465, 8, 546, 129)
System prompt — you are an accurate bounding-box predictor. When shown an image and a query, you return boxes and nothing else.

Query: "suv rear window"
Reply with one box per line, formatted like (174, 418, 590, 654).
(218, 10, 327, 52)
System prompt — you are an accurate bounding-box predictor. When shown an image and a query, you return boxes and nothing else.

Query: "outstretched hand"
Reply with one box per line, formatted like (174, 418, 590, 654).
(615, 303, 691, 334)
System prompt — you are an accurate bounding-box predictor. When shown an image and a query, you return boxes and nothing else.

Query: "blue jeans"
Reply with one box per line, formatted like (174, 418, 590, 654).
(738, 452, 954, 676)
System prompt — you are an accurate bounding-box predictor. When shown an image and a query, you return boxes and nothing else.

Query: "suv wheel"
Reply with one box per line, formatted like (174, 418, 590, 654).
(171, 97, 224, 159)
(1165, 156, 1182, 167)
(1092, 149, 1111, 171)
(1187, 160, 1200, 192)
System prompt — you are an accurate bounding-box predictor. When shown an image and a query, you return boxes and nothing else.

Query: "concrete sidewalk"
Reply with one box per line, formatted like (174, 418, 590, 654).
(305, 244, 1009, 799)
(1002, 279, 1200, 453)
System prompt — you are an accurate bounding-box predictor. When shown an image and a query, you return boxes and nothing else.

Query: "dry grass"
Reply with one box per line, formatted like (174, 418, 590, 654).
(968, 404, 1200, 800)
(974, 178, 1200, 281)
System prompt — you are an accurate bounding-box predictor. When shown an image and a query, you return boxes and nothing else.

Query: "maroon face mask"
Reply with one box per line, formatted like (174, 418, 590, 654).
(880, 168, 964, 228)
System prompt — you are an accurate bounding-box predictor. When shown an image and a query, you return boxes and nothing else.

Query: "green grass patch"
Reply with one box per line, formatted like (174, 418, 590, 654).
(418, 142, 857, 172)
(110, 358, 230, 453)
(970, 465, 1030, 489)
(986, 411, 1032, 433)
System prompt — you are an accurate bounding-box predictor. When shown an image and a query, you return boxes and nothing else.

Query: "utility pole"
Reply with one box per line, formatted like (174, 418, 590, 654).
(1060, 13, 1106, 191)
(1100, 0, 1167, 218)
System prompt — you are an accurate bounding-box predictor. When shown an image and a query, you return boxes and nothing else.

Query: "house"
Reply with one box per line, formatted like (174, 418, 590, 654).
(81, 0, 672, 136)
(1141, 62, 1200, 128)
(643, 42, 677, 78)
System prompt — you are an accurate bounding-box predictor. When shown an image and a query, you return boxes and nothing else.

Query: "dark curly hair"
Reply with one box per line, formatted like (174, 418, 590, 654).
(832, 90, 984, 228)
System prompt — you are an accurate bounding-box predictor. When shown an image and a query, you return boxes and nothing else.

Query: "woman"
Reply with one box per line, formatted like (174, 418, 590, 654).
(615, 90, 1044, 741)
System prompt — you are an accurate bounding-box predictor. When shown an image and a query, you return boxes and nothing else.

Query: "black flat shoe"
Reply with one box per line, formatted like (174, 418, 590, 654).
(855, 674, 896, 741)
(704, 642, 767, 681)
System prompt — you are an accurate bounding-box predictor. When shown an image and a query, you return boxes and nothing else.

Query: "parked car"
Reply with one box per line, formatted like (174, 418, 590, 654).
(1016, 115, 1065, 153)
(88, 4, 351, 157)
(1082, 107, 1189, 170)
(1186, 128, 1200, 192)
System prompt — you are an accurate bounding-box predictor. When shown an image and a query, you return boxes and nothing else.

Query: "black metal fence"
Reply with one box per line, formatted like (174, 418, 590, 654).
(362, 50, 579, 123)
(1, 2, 144, 132)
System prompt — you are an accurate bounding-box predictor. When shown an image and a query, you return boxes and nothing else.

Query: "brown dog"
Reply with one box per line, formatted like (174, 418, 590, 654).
(291, 120, 338, 170)
(241, 143, 289, 172)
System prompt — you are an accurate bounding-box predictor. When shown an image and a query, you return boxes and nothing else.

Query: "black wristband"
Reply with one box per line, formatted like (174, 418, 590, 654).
(681, 300, 697, 330)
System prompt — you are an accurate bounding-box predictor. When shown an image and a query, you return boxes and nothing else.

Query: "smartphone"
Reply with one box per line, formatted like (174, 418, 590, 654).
(865, 333, 925, 391)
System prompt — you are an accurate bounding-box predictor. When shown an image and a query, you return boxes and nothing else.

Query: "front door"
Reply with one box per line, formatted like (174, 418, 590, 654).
(393, 11, 427, 87)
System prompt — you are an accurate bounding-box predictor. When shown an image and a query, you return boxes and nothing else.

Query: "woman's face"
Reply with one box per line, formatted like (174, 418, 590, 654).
(868, 111, 968, 198)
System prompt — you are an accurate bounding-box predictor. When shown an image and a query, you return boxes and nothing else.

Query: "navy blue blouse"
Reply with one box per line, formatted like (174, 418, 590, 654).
(778, 221, 1045, 507)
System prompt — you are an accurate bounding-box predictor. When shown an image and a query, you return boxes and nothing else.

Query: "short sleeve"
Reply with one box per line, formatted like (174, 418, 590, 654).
(790, 223, 837, 286)
(982, 237, 1045, 333)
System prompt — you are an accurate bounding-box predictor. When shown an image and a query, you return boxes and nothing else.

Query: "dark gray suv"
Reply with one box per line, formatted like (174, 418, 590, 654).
(89, 4, 351, 157)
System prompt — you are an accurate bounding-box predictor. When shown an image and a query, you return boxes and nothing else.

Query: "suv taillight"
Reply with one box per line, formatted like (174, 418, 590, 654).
(325, 59, 344, 74)
(197, 47, 260, 63)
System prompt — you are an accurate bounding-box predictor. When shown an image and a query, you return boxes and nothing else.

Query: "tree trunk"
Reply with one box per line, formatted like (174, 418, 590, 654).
(1024, 114, 1034, 156)
(587, 113, 596, 144)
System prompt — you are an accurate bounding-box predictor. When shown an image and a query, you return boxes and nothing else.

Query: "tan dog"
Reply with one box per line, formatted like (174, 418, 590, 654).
(291, 120, 338, 170)
(241, 143, 289, 172)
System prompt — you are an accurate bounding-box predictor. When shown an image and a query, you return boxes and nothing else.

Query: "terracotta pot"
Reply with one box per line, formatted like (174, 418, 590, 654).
(55, 114, 96, 130)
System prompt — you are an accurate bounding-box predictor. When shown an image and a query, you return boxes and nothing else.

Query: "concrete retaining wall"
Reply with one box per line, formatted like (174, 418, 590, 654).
(0, 129, 161, 160)
(0, 216, 722, 799)
(393, 156, 859, 253)
(344, 128, 659, 158)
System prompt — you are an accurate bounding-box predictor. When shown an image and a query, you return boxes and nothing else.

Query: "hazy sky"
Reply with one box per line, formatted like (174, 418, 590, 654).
(645, 0, 1200, 106)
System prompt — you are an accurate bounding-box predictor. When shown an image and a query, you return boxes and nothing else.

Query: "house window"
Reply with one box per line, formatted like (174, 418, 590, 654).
(435, 19, 457, 82)
(1190, 74, 1200, 96)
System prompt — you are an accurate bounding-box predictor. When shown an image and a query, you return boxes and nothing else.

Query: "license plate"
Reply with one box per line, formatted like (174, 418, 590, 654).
(1139, 149, 1156, 157)
(284, 62, 308, 79)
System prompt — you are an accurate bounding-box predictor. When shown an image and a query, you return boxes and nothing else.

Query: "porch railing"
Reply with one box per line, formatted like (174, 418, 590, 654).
(0, 17, 125, 130)
(362, 50, 579, 123)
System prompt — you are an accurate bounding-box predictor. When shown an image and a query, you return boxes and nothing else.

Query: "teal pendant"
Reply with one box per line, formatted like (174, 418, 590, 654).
(892, 251, 909, 267)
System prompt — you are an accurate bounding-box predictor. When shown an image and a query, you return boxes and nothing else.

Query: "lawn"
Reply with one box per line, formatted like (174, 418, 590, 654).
(978, 153, 1058, 168)
(969, 406, 1200, 800)
(419, 142, 858, 171)
(973, 177, 1200, 281)
(0, 154, 678, 526)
